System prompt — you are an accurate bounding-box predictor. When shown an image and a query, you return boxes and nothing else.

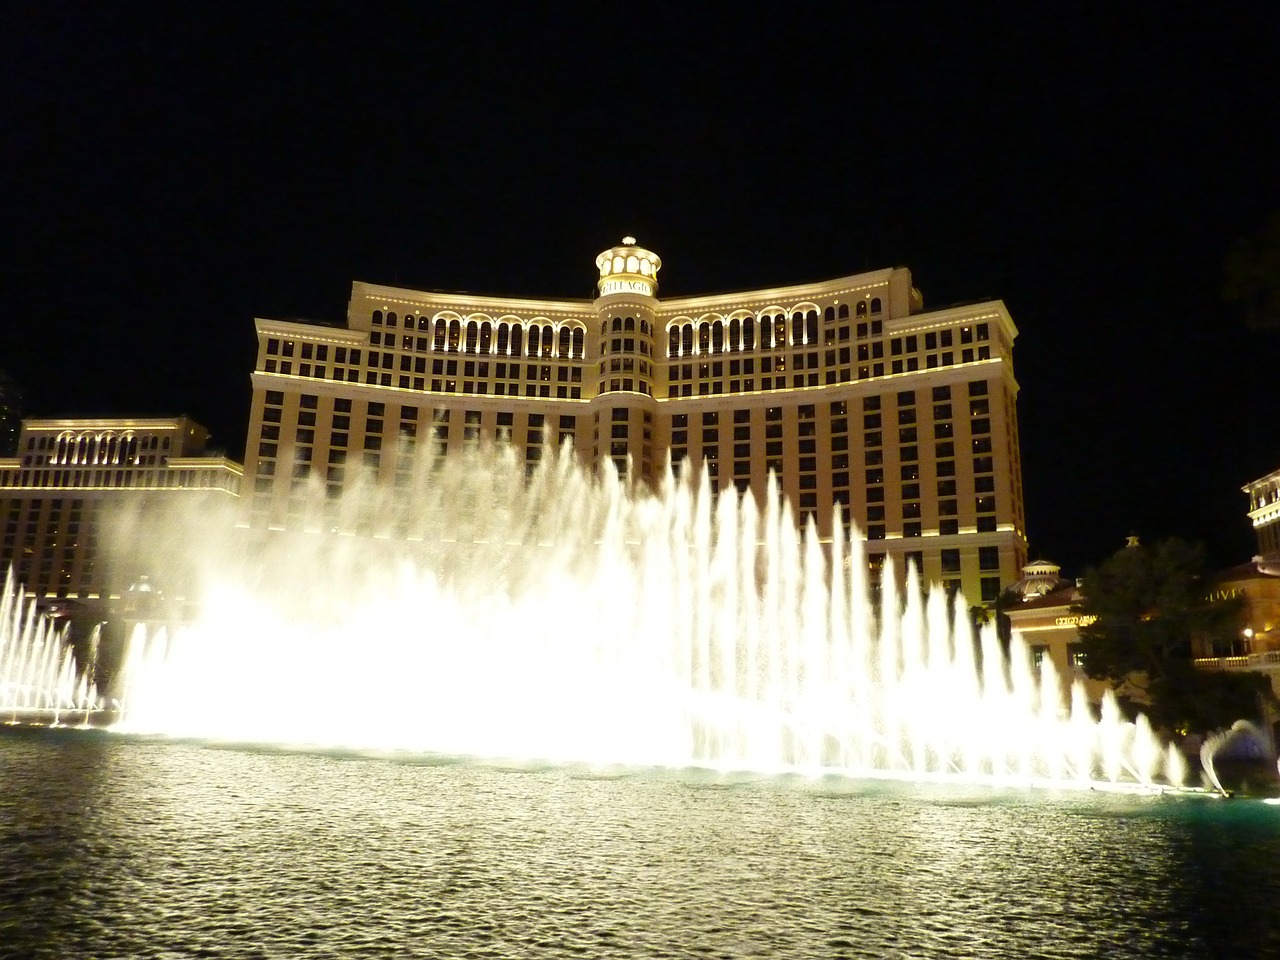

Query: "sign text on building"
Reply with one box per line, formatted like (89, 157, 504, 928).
(599, 278, 655, 297)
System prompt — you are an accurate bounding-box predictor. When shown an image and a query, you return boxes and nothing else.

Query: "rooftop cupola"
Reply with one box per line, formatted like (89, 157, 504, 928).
(595, 237, 661, 299)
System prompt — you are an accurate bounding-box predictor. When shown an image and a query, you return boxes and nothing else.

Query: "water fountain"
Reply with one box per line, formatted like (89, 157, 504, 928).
(0, 567, 102, 725)
(97, 442, 1194, 791)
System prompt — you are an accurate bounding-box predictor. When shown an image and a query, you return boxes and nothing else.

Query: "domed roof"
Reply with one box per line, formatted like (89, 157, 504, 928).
(1008, 560, 1072, 600)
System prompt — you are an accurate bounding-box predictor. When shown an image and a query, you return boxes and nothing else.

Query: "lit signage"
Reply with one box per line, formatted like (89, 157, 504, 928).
(1054, 615, 1097, 627)
(599, 278, 655, 297)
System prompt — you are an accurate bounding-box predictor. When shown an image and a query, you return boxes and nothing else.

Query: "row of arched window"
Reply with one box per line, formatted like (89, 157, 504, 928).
(663, 300, 882, 358)
(667, 312, 817, 357)
(368, 298, 884, 362)
(373, 311, 587, 359)
(49, 432, 152, 466)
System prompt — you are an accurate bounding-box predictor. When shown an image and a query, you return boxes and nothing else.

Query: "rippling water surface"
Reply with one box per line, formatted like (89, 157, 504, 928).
(2, 728, 1278, 959)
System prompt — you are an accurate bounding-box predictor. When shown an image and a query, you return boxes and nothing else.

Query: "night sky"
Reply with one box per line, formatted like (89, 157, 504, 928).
(4, 4, 1278, 575)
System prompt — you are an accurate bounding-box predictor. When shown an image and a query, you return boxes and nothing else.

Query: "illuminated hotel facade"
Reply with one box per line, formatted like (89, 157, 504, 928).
(1245, 466, 1280, 560)
(0, 418, 242, 602)
(245, 239, 1027, 601)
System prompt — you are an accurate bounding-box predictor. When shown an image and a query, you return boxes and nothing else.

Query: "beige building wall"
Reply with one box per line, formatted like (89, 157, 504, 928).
(0, 417, 242, 602)
(242, 240, 1028, 604)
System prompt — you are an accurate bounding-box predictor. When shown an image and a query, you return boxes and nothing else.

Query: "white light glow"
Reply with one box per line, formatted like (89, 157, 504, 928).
(103, 446, 1190, 791)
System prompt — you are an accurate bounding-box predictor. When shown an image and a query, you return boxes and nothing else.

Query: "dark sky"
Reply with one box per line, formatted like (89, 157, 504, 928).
(3, 4, 1277, 575)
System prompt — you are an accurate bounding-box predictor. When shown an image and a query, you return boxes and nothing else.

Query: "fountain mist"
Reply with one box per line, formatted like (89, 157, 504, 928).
(107, 444, 1183, 790)
(0, 567, 101, 724)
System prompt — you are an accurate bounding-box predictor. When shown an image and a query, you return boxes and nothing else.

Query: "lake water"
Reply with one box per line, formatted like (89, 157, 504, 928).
(2, 727, 1278, 959)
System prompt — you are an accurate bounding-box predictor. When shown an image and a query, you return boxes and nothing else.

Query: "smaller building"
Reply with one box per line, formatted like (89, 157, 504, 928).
(1003, 560, 1110, 703)
(0, 417, 242, 604)
(1005, 551, 1280, 736)
(1244, 466, 1280, 560)
(1194, 558, 1280, 708)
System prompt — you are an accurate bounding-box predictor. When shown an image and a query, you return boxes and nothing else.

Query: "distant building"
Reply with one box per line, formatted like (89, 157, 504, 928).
(244, 239, 1028, 601)
(0, 417, 242, 604)
(1003, 560, 1112, 702)
(0, 371, 23, 457)
(1244, 465, 1280, 560)
(1007, 552, 1280, 726)
(1194, 558, 1280, 708)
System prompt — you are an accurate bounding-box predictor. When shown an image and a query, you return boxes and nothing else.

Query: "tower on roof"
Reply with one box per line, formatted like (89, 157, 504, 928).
(595, 237, 661, 299)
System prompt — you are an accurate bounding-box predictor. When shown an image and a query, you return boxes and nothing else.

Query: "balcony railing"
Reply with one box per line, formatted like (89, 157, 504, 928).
(1194, 651, 1280, 672)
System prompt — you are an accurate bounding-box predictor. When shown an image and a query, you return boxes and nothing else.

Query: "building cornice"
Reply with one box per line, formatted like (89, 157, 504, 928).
(656, 269, 899, 315)
(351, 282, 594, 319)
(255, 318, 366, 342)
(18, 417, 199, 432)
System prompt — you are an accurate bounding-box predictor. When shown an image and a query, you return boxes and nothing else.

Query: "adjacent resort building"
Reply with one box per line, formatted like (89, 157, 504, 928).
(0, 418, 242, 604)
(244, 239, 1027, 601)
(1245, 466, 1280, 562)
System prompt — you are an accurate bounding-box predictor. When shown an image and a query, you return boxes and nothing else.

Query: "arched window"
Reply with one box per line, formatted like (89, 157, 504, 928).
(624, 316, 635, 331)
(698, 323, 711, 353)
(838, 303, 849, 319)
(612, 317, 624, 333)
(465, 322, 479, 353)
(540, 326, 553, 357)
(640, 319, 649, 335)
(372, 310, 383, 325)
(856, 301, 868, 317)
(805, 310, 818, 344)
(791, 312, 804, 345)
(479, 322, 493, 353)
(418, 316, 430, 330)
(448, 319, 461, 351)
(711, 321, 724, 353)
(496, 323, 510, 355)
(527, 325, 541, 357)
(824, 306, 835, 322)
(743, 316, 755, 350)
(728, 318, 740, 351)
(571, 327, 584, 359)
(870, 297, 882, 313)
(386, 312, 397, 326)
(510, 325, 524, 356)
(668, 327, 680, 356)
(761, 316, 772, 349)
(558, 327, 571, 358)
(601, 321, 609, 338)
(434, 319, 448, 349)
(403, 314, 414, 329)
(681, 324, 694, 355)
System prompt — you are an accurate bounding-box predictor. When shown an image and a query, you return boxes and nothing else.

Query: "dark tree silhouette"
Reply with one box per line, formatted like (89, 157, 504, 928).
(1224, 212, 1280, 333)
(1075, 538, 1271, 733)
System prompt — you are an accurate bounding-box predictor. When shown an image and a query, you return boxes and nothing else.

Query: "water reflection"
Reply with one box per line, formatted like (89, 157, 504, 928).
(2, 730, 1277, 959)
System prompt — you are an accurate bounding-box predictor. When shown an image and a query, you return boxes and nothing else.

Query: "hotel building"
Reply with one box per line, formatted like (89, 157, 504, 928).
(245, 239, 1027, 601)
(1245, 466, 1280, 560)
(0, 417, 243, 604)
